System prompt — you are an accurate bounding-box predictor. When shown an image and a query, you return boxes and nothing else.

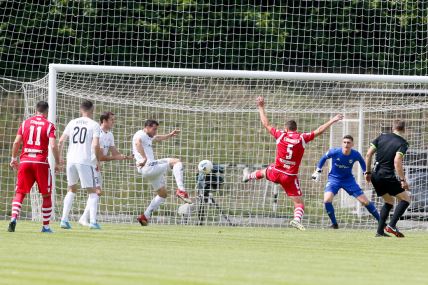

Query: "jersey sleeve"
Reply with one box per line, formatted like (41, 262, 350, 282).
(17, 121, 25, 136)
(370, 135, 380, 150)
(397, 142, 409, 156)
(355, 151, 367, 172)
(63, 122, 72, 137)
(317, 148, 334, 169)
(269, 127, 282, 139)
(301, 131, 315, 144)
(93, 123, 101, 138)
(48, 123, 56, 139)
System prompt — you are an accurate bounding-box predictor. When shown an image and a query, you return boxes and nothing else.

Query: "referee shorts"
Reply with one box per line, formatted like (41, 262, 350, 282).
(371, 173, 404, 197)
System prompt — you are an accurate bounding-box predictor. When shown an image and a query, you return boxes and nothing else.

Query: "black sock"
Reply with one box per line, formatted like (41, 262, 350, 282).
(389, 200, 410, 228)
(377, 203, 393, 234)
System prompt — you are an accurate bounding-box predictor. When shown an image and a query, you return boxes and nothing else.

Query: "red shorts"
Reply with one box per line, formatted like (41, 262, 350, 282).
(266, 165, 302, 197)
(16, 162, 51, 195)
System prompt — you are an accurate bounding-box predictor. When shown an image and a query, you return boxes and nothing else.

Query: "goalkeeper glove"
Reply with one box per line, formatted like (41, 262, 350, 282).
(311, 168, 322, 182)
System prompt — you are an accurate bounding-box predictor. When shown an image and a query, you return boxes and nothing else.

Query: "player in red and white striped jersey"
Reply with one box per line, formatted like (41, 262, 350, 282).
(243, 97, 343, 230)
(8, 101, 61, 233)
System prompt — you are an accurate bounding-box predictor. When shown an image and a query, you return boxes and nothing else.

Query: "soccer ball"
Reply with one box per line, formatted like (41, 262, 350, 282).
(198, 160, 213, 174)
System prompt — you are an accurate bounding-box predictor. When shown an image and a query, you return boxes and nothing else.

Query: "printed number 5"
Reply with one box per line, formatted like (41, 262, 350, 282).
(286, 144, 293, 159)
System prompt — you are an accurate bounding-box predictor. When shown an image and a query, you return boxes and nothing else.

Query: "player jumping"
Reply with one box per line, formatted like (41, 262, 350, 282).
(78, 111, 133, 227)
(133, 119, 191, 226)
(58, 100, 101, 230)
(311, 135, 380, 229)
(8, 101, 60, 233)
(243, 96, 343, 230)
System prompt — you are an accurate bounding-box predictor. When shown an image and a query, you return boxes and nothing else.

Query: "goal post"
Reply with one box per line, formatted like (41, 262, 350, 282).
(23, 64, 428, 229)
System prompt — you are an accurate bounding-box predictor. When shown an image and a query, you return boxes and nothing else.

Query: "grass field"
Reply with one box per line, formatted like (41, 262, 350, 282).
(0, 222, 427, 285)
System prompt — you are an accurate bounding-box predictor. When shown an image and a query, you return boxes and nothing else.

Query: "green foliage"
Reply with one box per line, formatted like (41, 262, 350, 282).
(1, 1, 428, 81)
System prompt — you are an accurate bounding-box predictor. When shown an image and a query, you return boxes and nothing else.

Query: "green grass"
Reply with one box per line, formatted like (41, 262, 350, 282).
(0, 222, 427, 285)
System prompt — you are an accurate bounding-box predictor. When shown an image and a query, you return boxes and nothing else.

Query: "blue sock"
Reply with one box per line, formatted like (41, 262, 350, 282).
(365, 202, 380, 221)
(324, 202, 337, 225)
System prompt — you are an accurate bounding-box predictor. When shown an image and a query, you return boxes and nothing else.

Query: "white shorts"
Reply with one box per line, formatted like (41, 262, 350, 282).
(137, 158, 170, 190)
(67, 163, 97, 189)
(94, 168, 102, 188)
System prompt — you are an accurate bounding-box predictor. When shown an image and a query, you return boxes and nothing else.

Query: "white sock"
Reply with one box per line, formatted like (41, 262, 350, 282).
(61, 192, 76, 222)
(144, 195, 166, 218)
(80, 196, 90, 222)
(88, 193, 99, 224)
(172, 162, 185, 191)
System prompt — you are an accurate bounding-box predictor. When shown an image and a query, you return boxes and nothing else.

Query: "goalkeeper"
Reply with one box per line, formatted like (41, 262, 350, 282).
(312, 135, 380, 229)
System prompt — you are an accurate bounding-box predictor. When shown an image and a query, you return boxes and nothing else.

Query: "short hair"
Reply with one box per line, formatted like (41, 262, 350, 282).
(36, 101, 49, 113)
(100, 111, 114, 124)
(343, 135, 354, 142)
(144, 119, 159, 127)
(80, 100, 94, 112)
(285, 120, 297, 131)
(393, 120, 405, 132)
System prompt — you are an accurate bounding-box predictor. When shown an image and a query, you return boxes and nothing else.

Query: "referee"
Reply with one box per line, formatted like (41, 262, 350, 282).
(365, 120, 410, 237)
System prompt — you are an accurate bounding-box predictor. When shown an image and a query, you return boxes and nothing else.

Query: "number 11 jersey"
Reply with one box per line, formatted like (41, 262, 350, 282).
(63, 117, 100, 166)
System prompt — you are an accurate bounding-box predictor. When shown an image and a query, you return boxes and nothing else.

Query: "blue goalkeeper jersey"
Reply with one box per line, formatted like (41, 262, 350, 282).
(317, 148, 366, 181)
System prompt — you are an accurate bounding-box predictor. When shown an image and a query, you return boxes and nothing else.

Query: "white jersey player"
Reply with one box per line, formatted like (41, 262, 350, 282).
(78, 112, 133, 227)
(133, 119, 191, 226)
(58, 100, 101, 230)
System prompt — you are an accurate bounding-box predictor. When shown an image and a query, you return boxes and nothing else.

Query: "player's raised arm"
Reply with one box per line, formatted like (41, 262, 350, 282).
(10, 134, 23, 170)
(312, 149, 332, 182)
(313, 114, 344, 138)
(257, 96, 273, 133)
(153, 129, 180, 143)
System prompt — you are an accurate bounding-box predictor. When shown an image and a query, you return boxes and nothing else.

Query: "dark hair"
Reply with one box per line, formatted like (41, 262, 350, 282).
(100, 111, 114, 124)
(144, 119, 159, 127)
(343, 135, 354, 142)
(36, 101, 49, 113)
(285, 120, 297, 131)
(80, 100, 94, 112)
(393, 120, 405, 132)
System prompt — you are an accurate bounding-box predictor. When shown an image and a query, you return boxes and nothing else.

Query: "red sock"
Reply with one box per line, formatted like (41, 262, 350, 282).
(42, 195, 52, 226)
(249, 170, 264, 180)
(11, 192, 26, 220)
(294, 203, 305, 222)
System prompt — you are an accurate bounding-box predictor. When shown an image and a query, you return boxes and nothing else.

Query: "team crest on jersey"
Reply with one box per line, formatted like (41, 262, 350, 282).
(349, 159, 353, 163)
(336, 158, 340, 161)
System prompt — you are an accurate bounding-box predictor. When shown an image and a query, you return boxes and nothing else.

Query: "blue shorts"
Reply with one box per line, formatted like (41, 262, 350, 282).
(324, 178, 364, 198)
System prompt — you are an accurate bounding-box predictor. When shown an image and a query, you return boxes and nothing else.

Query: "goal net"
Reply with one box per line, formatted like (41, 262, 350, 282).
(15, 66, 428, 229)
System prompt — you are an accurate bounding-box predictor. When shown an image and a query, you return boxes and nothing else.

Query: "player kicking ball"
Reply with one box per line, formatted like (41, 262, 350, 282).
(243, 96, 343, 231)
(58, 100, 102, 230)
(8, 101, 60, 233)
(78, 111, 133, 227)
(311, 135, 380, 229)
(133, 120, 191, 226)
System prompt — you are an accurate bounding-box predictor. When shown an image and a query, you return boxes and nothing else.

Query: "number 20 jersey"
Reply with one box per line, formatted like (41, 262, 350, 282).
(63, 117, 100, 166)
(270, 127, 315, 175)
(18, 114, 56, 164)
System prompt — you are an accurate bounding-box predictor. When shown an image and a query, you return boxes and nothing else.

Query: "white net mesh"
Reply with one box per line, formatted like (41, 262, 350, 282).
(16, 68, 428, 229)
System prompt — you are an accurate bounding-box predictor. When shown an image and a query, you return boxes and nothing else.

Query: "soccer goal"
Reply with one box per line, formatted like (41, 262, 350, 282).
(22, 64, 428, 229)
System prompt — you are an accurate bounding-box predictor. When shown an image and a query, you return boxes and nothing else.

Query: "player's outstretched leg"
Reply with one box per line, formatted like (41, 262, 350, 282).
(138, 188, 167, 226)
(41, 194, 53, 233)
(170, 159, 192, 203)
(356, 194, 380, 222)
(60, 188, 76, 229)
(242, 168, 266, 183)
(323, 192, 338, 229)
(289, 197, 305, 231)
(8, 192, 26, 232)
